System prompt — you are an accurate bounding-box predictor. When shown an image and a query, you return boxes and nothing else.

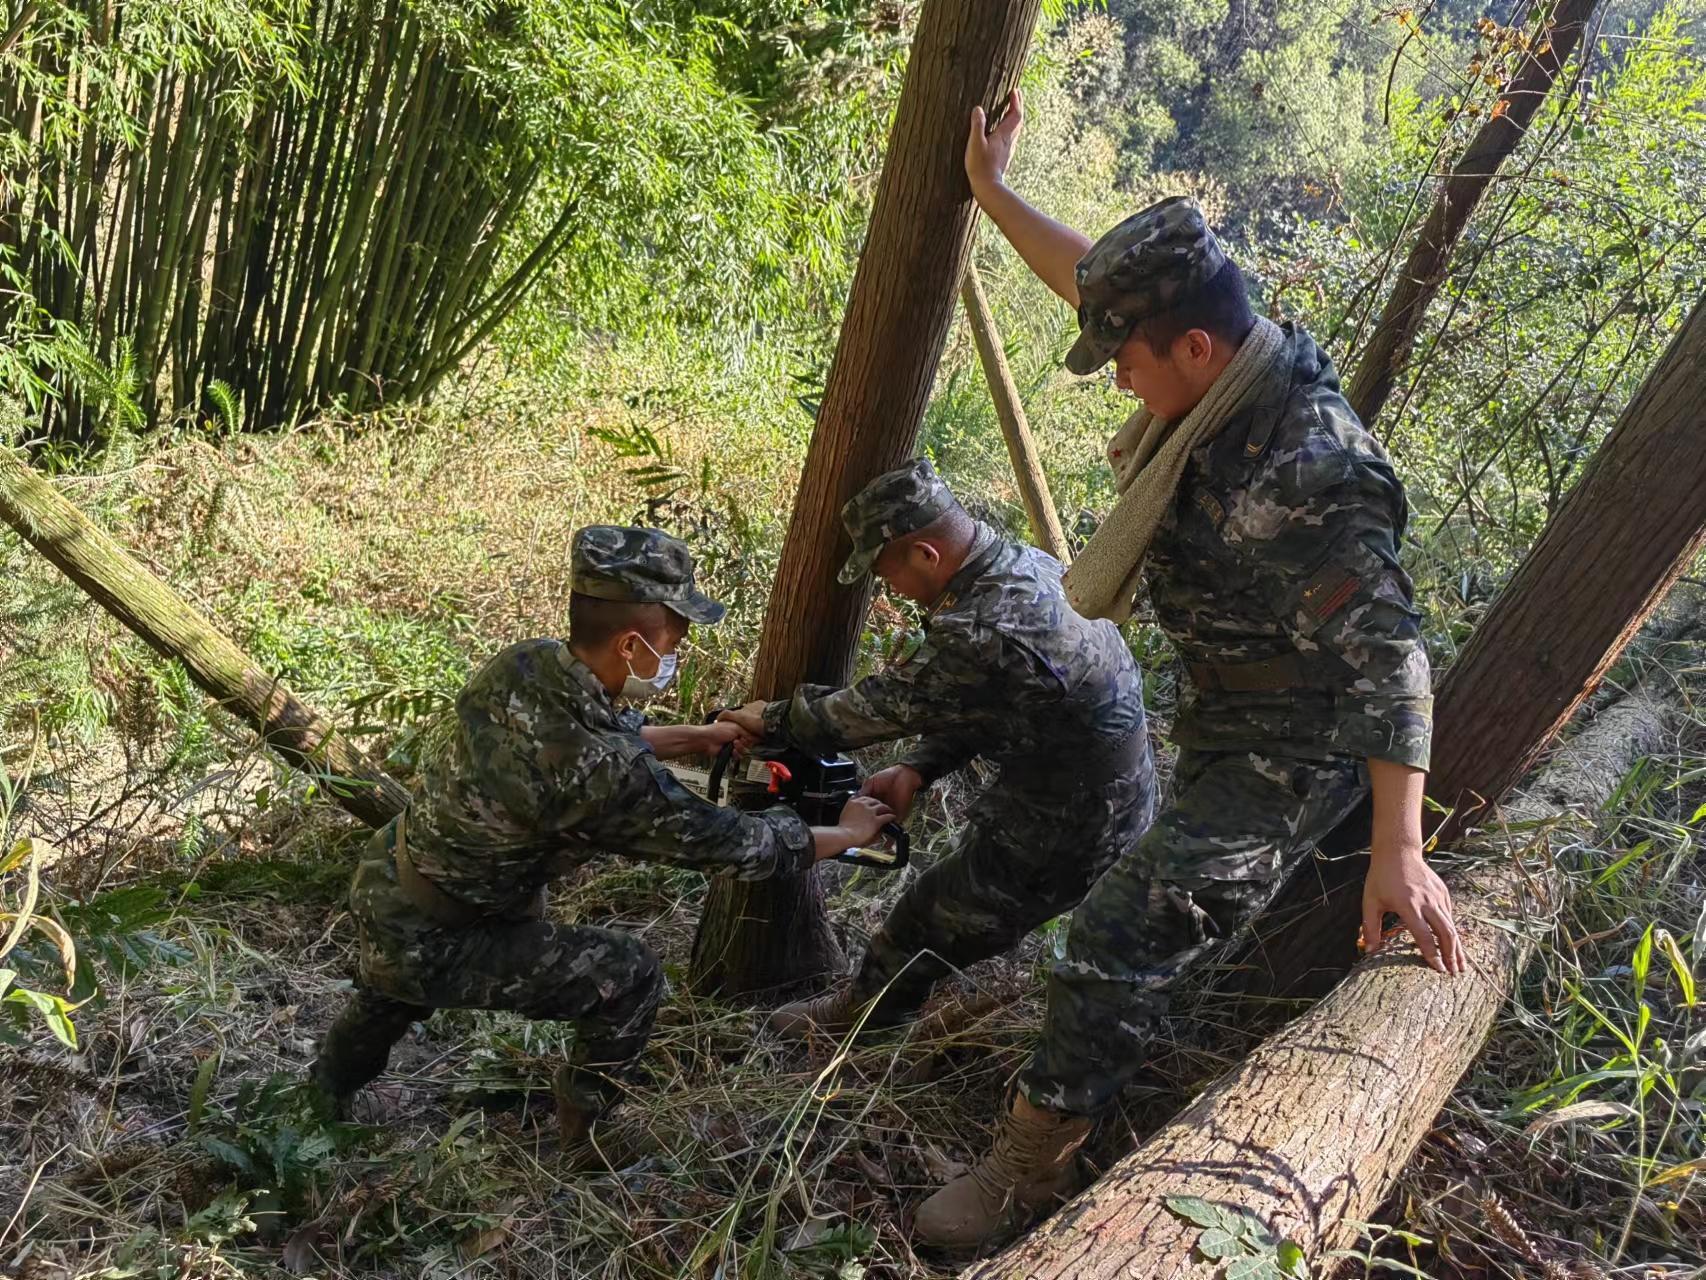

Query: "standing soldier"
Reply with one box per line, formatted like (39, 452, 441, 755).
(719, 459, 1156, 1042)
(309, 526, 894, 1154)
(894, 92, 1467, 1249)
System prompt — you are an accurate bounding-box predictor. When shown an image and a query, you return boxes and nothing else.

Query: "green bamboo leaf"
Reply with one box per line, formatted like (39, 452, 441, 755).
(1654, 929, 1697, 1007)
(5, 986, 77, 1048)
(1631, 923, 1654, 992)
(188, 1054, 220, 1136)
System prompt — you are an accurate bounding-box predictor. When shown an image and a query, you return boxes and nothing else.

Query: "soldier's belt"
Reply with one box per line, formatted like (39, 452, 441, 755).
(1003, 726, 1147, 789)
(389, 813, 543, 928)
(1187, 653, 1308, 693)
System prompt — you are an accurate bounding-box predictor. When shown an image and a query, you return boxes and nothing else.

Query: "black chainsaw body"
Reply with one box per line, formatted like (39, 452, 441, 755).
(703, 728, 910, 871)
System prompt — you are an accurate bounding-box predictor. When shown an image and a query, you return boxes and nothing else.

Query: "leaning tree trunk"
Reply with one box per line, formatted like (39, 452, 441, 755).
(962, 262, 1070, 562)
(0, 449, 408, 828)
(688, 0, 1043, 996)
(1346, 0, 1600, 428)
(972, 690, 1676, 1279)
(1250, 290, 1706, 994)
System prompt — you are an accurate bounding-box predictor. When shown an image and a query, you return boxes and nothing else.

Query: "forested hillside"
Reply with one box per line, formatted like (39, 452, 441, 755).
(3, 1, 1705, 1276)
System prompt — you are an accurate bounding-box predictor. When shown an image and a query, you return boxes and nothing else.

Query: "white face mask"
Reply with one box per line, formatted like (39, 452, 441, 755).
(621, 634, 678, 701)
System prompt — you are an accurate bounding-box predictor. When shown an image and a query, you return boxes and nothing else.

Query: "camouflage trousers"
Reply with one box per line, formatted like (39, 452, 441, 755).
(314, 855, 663, 1111)
(1019, 747, 1368, 1115)
(850, 759, 1156, 1022)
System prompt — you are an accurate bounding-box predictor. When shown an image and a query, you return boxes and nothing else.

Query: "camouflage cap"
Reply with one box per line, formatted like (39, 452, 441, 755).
(1066, 195, 1228, 375)
(837, 458, 957, 584)
(570, 525, 725, 624)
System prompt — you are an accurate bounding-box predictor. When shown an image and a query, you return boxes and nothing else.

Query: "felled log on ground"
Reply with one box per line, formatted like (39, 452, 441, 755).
(0, 448, 408, 828)
(972, 690, 1677, 1279)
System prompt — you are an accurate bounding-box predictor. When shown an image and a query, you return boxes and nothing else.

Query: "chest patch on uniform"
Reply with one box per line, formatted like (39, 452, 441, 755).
(886, 628, 927, 668)
(1298, 565, 1361, 630)
(1195, 491, 1226, 528)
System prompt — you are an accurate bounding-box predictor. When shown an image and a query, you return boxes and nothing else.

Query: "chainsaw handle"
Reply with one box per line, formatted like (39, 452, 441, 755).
(703, 708, 737, 805)
(836, 820, 910, 871)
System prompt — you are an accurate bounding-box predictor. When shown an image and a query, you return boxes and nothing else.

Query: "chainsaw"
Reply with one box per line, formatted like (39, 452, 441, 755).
(667, 714, 910, 871)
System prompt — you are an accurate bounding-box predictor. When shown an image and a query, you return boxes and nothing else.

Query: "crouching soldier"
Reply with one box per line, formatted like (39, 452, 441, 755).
(309, 526, 894, 1152)
(719, 459, 1157, 1041)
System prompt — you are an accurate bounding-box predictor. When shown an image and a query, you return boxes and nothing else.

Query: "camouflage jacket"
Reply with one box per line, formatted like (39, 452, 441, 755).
(1145, 323, 1433, 770)
(763, 525, 1149, 798)
(396, 639, 813, 912)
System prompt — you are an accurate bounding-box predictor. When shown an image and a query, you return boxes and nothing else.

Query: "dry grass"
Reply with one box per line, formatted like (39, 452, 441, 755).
(2, 397, 1703, 1279)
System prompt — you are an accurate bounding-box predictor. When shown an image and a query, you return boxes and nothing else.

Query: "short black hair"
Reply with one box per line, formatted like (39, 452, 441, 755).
(1131, 259, 1256, 356)
(567, 593, 684, 648)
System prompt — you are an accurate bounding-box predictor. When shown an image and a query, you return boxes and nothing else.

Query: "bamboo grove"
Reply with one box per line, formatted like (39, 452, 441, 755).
(0, 0, 579, 439)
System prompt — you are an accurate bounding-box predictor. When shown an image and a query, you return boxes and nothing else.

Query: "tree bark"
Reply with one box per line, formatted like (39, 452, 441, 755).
(688, 0, 1044, 996)
(962, 262, 1071, 562)
(1250, 291, 1706, 994)
(971, 690, 1676, 1279)
(0, 449, 408, 829)
(1346, 0, 1600, 428)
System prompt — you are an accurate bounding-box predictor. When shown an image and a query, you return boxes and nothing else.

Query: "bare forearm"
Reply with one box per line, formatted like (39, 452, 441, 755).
(1367, 757, 1426, 862)
(971, 180, 1090, 309)
(640, 725, 708, 760)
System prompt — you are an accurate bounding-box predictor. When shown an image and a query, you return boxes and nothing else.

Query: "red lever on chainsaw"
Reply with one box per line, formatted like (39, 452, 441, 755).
(760, 759, 793, 795)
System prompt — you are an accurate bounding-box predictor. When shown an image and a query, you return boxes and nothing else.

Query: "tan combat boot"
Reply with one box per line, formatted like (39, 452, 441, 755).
(911, 1094, 1091, 1250)
(768, 984, 863, 1040)
(551, 1065, 611, 1171)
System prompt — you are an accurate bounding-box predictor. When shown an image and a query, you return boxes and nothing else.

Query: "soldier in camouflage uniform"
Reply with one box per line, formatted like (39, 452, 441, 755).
(718, 458, 1156, 1040)
(309, 526, 894, 1150)
(886, 90, 1469, 1249)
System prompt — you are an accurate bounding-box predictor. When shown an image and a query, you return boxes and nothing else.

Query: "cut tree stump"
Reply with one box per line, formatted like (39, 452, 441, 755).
(0, 448, 408, 828)
(970, 689, 1676, 1279)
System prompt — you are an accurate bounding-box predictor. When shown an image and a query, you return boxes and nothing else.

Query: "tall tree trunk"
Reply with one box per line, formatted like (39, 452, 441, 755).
(972, 692, 1677, 1279)
(0, 450, 409, 829)
(688, 0, 1044, 997)
(962, 262, 1070, 562)
(1346, 0, 1600, 428)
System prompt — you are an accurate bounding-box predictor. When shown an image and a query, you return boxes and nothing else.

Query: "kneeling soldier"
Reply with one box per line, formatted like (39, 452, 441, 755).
(720, 460, 1157, 1041)
(310, 526, 893, 1151)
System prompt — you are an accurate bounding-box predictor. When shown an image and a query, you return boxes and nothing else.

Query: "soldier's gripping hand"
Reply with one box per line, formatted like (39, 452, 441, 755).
(860, 764, 924, 822)
(716, 701, 768, 739)
(839, 794, 896, 848)
(700, 719, 757, 754)
(965, 87, 1024, 197)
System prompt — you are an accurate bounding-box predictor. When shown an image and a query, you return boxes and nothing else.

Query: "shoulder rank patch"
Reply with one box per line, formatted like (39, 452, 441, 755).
(1195, 491, 1226, 528)
(1298, 565, 1361, 631)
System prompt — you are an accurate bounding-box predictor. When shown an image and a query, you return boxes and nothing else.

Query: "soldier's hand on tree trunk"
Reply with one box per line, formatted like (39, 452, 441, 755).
(965, 88, 1023, 196)
(860, 764, 924, 821)
(1362, 851, 1465, 975)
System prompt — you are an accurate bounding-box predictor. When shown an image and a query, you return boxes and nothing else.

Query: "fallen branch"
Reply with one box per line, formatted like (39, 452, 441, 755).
(0, 449, 407, 829)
